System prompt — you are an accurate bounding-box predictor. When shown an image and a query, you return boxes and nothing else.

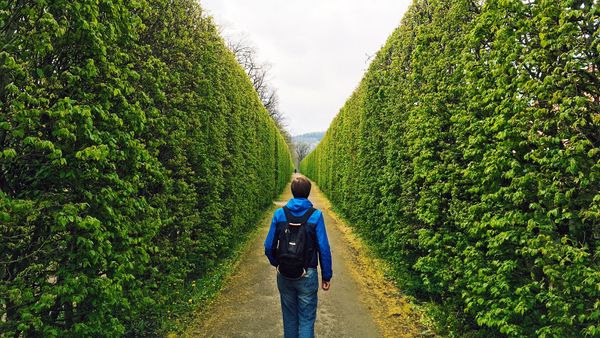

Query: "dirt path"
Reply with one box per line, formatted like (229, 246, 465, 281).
(186, 175, 431, 338)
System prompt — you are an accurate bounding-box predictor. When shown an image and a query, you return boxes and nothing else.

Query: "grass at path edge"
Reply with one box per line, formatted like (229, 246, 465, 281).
(163, 192, 286, 337)
(326, 202, 439, 337)
(307, 179, 438, 338)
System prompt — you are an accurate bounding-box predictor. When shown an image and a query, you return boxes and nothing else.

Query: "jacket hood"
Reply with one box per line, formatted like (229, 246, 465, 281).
(285, 197, 313, 212)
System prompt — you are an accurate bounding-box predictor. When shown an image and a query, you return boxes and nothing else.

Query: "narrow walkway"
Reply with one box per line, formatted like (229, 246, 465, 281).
(186, 175, 430, 337)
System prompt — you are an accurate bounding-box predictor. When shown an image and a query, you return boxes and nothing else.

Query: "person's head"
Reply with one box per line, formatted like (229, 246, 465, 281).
(291, 176, 311, 198)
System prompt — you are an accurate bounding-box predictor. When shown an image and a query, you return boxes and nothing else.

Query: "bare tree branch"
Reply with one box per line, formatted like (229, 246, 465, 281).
(294, 142, 311, 163)
(227, 38, 286, 126)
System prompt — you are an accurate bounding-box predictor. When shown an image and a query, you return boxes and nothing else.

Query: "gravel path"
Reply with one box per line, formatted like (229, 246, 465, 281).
(186, 175, 430, 338)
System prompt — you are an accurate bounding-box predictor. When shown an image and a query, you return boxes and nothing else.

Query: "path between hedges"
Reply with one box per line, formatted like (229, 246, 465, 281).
(185, 175, 433, 338)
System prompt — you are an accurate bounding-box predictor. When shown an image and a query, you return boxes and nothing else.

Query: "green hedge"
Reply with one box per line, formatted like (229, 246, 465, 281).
(301, 0, 599, 336)
(0, 0, 293, 336)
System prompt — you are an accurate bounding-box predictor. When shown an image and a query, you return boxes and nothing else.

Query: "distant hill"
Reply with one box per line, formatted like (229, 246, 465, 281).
(292, 131, 325, 150)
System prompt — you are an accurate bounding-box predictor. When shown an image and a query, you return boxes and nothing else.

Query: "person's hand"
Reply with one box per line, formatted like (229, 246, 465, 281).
(322, 280, 330, 291)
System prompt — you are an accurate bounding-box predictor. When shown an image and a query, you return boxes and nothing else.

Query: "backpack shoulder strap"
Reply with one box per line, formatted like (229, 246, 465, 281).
(283, 207, 316, 225)
(299, 207, 316, 224)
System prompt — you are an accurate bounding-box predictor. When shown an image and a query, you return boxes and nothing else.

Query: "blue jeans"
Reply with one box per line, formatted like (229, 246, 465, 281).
(277, 268, 319, 338)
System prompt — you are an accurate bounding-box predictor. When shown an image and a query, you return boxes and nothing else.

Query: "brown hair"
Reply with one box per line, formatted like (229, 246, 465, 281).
(291, 176, 311, 198)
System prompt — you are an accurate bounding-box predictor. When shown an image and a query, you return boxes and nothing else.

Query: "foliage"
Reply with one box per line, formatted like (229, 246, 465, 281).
(0, 0, 293, 336)
(301, 0, 600, 337)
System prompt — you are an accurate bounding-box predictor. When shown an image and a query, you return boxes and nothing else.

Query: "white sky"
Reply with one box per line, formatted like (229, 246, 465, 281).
(200, 0, 411, 135)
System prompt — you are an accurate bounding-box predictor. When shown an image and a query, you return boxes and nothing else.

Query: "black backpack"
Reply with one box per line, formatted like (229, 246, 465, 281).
(276, 206, 316, 279)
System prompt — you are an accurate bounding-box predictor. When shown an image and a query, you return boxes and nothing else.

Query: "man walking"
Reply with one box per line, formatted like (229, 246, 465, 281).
(264, 176, 333, 338)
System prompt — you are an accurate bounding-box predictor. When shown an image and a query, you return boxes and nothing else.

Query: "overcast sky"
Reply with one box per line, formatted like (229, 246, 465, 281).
(200, 0, 412, 136)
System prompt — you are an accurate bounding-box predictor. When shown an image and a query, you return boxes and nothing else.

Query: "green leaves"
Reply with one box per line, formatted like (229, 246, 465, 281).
(75, 145, 109, 161)
(0, 0, 292, 336)
(302, 0, 599, 336)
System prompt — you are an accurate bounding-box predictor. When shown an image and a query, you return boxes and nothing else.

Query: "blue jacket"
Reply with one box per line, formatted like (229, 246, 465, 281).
(264, 198, 333, 281)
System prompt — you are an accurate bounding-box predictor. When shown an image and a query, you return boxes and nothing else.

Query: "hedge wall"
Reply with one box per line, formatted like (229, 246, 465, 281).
(0, 0, 293, 336)
(301, 0, 599, 336)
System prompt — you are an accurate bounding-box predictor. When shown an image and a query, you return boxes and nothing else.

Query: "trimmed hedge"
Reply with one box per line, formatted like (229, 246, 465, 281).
(0, 0, 293, 336)
(301, 0, 599, 336)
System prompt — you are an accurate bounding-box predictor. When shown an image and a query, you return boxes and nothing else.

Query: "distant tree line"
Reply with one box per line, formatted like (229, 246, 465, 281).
(302, 0, 599, 337)
(0, 0, 293, 336)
